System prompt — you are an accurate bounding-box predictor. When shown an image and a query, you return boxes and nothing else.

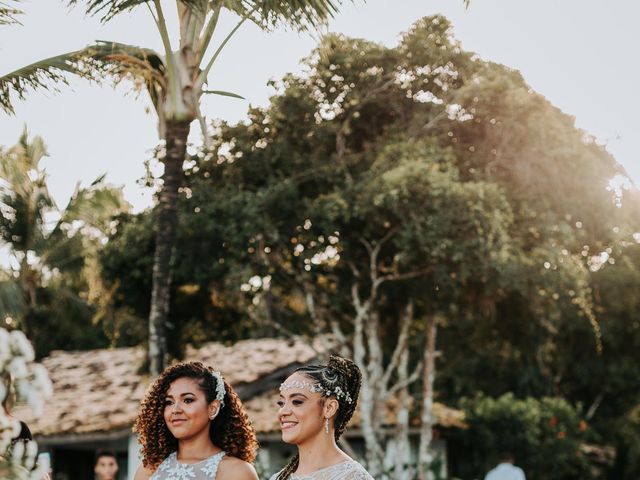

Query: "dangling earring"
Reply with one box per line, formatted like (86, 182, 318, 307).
(324, 418, 330, 434)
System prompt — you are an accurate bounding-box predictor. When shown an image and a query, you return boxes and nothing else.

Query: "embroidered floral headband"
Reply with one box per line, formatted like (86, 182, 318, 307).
(279, 379, 353, 404)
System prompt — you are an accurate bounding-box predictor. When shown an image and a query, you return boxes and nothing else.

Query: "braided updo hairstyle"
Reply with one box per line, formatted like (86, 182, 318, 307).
(276, 355, 362, 480)
(133, 361, 258, 470)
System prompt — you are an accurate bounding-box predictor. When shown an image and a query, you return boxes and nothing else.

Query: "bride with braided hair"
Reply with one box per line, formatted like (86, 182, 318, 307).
(270, 355, 374, 480)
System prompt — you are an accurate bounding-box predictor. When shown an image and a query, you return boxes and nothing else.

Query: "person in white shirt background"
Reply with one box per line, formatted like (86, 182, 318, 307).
(484, 452, 526, 480)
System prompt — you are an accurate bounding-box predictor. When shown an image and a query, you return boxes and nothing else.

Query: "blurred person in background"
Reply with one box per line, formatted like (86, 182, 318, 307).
(484, 452, 526, 480)
(94, 450, 119, 480)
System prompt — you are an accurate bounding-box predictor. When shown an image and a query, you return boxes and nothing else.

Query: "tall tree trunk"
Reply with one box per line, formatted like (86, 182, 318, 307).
(393, 346, 411, 480)
(355, 314, 384, 475)
(148, 119, 190, 376)
(352, 300, 384, 476)
(19, 257, 36, 338)
(360, 373, 384, 476)
(417, 314, 438, 480)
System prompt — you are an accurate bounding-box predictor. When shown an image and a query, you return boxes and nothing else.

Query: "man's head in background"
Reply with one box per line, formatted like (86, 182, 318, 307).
(94, 450, 118, 480)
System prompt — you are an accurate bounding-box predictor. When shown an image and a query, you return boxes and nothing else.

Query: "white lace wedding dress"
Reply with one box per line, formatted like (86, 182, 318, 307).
(151, 451, 225, 480)
(269, 460, 374, 480)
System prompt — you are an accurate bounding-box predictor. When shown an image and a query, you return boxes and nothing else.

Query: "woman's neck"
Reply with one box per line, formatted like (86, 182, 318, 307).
(295, 435, 351, 475)
(177, 432, 220, 462)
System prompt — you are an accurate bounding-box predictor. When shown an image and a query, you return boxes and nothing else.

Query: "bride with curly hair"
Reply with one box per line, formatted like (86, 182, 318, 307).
(133, 361, 258, 480)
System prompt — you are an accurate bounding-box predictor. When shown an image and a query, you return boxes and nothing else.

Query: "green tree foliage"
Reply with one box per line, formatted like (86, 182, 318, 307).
(98, 15, 639, 474)
(0, 129, 129, 356)
(454, 394, 591, 480)
(577, 242, 640, 478)
(99, 206, 264, 353)
(616, 403, 640, 479)
(99, 18, 517, 353)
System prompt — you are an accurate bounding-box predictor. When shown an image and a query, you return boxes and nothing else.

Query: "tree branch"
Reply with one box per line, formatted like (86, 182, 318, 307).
(586, 391, 605, 420)
(388, 360, 423, 397)
(379, 267, 433, 285)
(351, 280, 363, 313)
(382, 299, 413, 388)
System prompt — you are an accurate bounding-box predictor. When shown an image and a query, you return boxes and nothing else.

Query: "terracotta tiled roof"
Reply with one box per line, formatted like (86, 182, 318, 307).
(17, 346, 147, 437)
(14, 338, 318, 438)
(183, 338, 319, 385)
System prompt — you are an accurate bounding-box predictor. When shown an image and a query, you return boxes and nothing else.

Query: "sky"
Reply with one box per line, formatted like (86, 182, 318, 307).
(1, 0, 639, 213)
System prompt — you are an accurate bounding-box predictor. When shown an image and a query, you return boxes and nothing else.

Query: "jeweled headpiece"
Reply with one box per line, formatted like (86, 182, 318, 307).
(279, 379, 353, 404)
(211, 370, 226, 407)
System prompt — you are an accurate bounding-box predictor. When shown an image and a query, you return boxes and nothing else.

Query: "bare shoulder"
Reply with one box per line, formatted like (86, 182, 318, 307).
(218, 455, 258, 480)
(134, 464, 155, 480)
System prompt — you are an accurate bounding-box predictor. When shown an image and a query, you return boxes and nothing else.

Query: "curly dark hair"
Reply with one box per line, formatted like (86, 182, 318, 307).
(133, 361, 258, 470)
(277, 355, 362, 480)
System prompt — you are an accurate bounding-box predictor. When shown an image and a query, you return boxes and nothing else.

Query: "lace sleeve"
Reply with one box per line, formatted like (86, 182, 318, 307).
(342, 464, 375, 480)
(350, 472, 374, 480)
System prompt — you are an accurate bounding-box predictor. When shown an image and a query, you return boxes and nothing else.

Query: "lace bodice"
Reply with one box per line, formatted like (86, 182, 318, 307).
(269, 460, 374, 480)
(151, 451, 225, 480)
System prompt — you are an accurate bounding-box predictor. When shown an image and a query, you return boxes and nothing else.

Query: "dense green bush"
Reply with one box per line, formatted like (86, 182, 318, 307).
(453, 394, 591, 480)
(613, 404, 640, 479)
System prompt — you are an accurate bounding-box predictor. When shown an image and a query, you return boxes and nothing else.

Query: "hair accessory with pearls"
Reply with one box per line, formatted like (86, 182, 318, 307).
(279, 380, 353, 404)
(211, 370, 226, 407)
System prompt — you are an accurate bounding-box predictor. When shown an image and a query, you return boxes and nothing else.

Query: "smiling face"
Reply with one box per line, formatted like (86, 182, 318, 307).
(163, 376, 218, 441)
(277, 372, 338, 445)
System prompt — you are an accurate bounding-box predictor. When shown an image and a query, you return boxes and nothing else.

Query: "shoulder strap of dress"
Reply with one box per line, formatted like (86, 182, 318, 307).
(201, 450, 226, 479)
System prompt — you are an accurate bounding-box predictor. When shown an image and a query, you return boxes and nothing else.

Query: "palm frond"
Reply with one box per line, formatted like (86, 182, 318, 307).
(66, 0, 151, 23)
(0, 42, 164, 114)
(58, 175, 130, 234)
(38, 232, 85, 273)
(203, 89, 245, 99)
(0, 128, 54, 210)
(0, 129, 56, 254)
(224, 0, 345, 31)
(42, 176, 129, 271)
(0, 49, 90, 114)
(88, 41, 166, 112)
(67, 0, 206, 22)
(17, 126, 47, 171)
(87, 40, 166, 89)
(0, 0, 23, 26)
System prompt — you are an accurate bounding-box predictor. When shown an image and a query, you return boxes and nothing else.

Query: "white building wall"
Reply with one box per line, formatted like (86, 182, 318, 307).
(128, 434, 142, 480)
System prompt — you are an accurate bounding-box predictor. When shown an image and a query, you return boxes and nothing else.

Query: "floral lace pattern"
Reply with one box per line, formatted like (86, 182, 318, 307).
(151, 451, 226, 480)
(269, 460, 374, 480)
(201, 452, 225, 477)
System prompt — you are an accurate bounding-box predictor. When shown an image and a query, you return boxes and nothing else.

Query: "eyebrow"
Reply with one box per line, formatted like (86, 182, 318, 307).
(283, 392, 308, 400)
(165, 392, 196, 398)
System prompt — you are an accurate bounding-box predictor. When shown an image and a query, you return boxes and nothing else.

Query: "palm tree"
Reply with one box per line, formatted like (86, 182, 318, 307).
(0, 0, 349, 374)
(0, 128, 128, 346)
(0, 0, 23, 25)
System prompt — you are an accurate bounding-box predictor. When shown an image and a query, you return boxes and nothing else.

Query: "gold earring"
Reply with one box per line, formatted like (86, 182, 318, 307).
(324, 418, 330, 434)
